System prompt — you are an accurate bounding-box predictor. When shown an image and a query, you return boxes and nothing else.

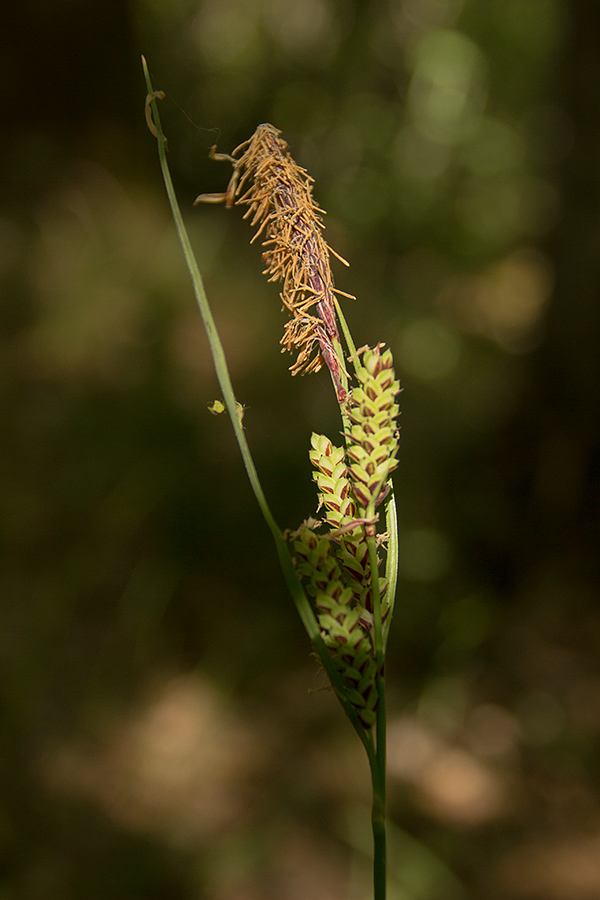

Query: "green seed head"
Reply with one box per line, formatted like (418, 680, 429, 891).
(290, 345, 400, 729)
(346, 345, 401, 511)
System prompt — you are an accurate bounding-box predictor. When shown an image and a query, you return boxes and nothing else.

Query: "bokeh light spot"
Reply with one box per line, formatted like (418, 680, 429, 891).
(407, 28, 488, 145)
(463, 116, 525, 176)
(192, 0, 261, 68)
(456, 174, 558, 248)
(440, 248, 554, 351)
(401, 0, 464, 30)
(394, 124, 452, 182)
(264, 0, 341, 62)
(464, 704, 520, 759)
(398, 316, 461, 380)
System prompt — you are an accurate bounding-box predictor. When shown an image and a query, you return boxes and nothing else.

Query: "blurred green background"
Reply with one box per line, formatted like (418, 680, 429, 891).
(1, 1, 599, 898)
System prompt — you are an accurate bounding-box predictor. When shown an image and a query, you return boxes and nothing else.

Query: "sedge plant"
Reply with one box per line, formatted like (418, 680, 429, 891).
(143, 58, 400, 900)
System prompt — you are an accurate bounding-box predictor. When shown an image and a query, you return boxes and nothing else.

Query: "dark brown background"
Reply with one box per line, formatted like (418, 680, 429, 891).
(1, 1, 599, 898)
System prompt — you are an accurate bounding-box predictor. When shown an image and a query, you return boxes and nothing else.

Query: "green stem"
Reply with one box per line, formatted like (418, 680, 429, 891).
(365, 499, 387, 900)
(371, 706, 387, 900)
(383, 488, 399, 648)
(334, 296, 358, 366)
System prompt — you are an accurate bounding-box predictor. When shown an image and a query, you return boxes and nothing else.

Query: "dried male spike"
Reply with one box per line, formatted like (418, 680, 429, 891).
(195, 124, 352, 402)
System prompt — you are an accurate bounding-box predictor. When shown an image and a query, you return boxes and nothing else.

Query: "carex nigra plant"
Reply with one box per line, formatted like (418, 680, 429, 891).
(143, 58, 400, 900)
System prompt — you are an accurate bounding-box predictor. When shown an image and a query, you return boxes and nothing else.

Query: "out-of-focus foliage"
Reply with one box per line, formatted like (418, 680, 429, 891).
(1, 0, 599, 898)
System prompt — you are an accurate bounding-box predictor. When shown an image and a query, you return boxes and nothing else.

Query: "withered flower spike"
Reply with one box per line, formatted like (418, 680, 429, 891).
(196, 124, 352, 402)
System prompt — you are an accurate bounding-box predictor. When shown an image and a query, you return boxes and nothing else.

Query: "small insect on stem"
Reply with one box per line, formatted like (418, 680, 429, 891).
(208, 398, 246, 426)
(195, 124, 352, 403)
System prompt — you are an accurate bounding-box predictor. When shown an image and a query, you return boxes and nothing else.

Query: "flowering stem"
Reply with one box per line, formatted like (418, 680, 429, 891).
(141, 58, 378, 760)
(143, 60, 397, 899)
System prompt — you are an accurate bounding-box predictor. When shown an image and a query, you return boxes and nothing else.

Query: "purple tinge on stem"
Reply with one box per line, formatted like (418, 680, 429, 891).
(314, 323, 347, 403)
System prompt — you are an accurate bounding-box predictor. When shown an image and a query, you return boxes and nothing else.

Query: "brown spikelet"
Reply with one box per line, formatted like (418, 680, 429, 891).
(195, 124, 352, 402)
